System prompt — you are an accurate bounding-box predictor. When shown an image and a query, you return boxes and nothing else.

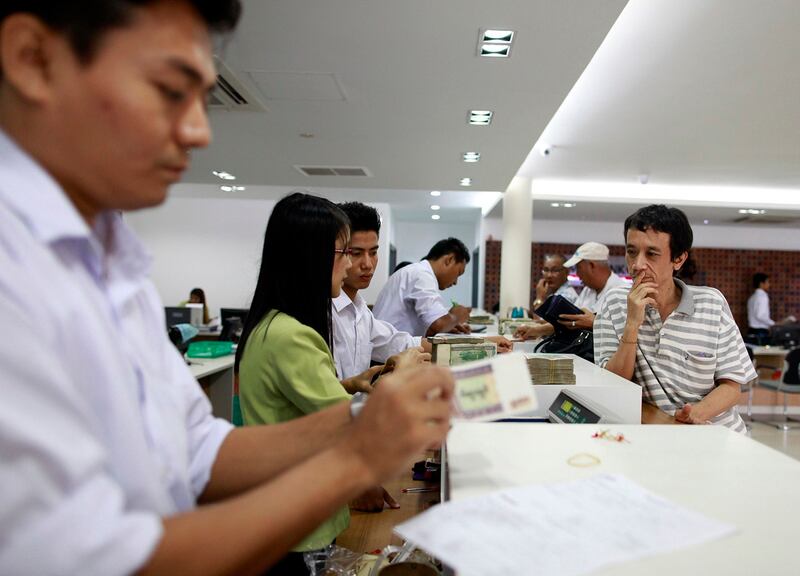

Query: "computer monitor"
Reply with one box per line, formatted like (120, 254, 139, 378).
(185, 303, 204, 326)
(772, 324, 800, 348)
(220, 308, 249, 343)
(164, 306, 191, 328)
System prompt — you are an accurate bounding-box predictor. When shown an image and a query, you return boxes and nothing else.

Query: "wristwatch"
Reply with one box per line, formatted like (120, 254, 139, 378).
(350, 392, 367, 420)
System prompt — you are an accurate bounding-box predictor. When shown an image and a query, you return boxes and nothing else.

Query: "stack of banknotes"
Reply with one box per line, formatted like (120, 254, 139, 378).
(526, 354, 576, 384)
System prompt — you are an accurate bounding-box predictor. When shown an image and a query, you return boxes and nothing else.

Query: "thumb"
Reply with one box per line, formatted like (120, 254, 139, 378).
(383, 488, 400, 509)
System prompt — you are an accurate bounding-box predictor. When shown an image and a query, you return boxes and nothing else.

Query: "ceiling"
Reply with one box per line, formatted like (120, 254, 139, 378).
(182, 0, 800, 227)
(183, 0, 627, 212)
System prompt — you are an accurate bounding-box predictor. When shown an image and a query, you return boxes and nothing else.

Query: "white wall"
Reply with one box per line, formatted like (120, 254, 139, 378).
(482, 217, 800, 250)
(393, 220, 477, 307)
(125, 196, 394, 316)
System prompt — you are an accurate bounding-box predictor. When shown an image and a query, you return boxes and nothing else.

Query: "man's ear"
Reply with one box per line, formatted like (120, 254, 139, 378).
(443, 253, 454, 267)
(673, 251, 688, 271)
(0, 14, 61, 104)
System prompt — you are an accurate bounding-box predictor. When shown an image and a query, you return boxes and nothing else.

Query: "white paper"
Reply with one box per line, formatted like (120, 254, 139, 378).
(449, 352, 537, 421)
(395, 474, 737, 576)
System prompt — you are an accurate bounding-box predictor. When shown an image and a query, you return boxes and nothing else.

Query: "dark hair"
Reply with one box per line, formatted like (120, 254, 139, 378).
(0, 1, 241, 66)
(753, 272, 769, 289)
(424, 238, 470, 264)
(624, 204, 693, 260)
(339, 202, 381, 235)
(393, 261, 412, 274)
(190, 287, 206, 303)
(235, 192, 349, 372)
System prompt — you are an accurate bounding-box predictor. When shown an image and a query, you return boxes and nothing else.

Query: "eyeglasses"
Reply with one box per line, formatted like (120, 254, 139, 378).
(334, 248, 353, 258)
(541, 267, 564, 274)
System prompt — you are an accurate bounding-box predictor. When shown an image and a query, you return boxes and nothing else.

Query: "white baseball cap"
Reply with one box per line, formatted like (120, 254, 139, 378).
(563, 242, 610, 268)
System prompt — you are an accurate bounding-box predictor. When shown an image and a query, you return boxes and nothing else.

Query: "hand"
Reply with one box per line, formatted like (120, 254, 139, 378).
(626, 272, 658, 330)
(535, 278, 552, 301)
(558, 309, 595, 331)
(341, 365, 383, 394)
(386, 347, 431, 374)
(345, 366, 454, 485)
(513, 323, 548, 340)
(674, 404, 711, 425)
(485, 335, 513, 353)
(350, 486, 399, 512)
(450, 304, 472, 324)
(451, 323, 472, 334)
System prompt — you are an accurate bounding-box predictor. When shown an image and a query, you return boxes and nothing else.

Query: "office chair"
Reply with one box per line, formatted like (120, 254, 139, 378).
(752, 347, 800, 431)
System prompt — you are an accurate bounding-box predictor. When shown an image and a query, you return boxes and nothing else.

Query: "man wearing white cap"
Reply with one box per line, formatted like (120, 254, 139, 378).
(557, 242, 627, 331)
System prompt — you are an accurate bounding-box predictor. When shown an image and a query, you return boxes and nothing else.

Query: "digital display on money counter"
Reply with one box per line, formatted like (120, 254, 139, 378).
(548, 390, 601, 424)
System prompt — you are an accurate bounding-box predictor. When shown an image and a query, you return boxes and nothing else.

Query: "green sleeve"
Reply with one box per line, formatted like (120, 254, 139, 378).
(267, 314, 350, 413)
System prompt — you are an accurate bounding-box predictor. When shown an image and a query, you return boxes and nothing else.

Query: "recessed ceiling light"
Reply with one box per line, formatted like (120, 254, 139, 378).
(220, 185, 245, 192)
(212, 170, 236, 180)
(550, 202, 560, 207)
(462, 152, 481, 163)
(550, 202, 576, 208)
(430, 190, 441, 197)
(468, 110, 493, 125)
(482, 29, 514, 43)
(478, 29, 514, 58)
(431, 214, 441, 221)
(480, 44, 510, 57)
(703, 219, 710, 224)
(738, 208, 766, 215)
(460, 178, 472, 187)
(563, 203, 575, 208)
(431, 205, 440, 211)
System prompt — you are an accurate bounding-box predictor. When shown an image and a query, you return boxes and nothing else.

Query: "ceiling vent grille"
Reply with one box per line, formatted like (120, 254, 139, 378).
(294, 165, 372, 177)
(208, 56, 266, 112)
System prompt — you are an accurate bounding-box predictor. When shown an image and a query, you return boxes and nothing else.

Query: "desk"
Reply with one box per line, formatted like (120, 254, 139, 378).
(525, 354, 642, 423)
(445, 423, 800, 575)
(337, 461, 439, 553)
(188, 355, 234, 422)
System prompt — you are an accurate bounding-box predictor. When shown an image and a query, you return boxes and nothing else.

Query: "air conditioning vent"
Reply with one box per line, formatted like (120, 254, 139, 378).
(209, 56, 266, 112)
(294, 166, 372, 177)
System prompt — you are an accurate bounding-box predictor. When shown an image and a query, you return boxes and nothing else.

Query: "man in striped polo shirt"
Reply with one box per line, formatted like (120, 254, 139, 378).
(595, 205, 756, 432)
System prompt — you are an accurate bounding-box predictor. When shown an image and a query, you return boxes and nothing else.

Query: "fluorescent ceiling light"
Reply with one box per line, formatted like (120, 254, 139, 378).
(220, 185, 245, 192)
(431, 205, 440, 211)
(460, 178, 472, 187)
(463, 152, 481, 163)
(468, 110, 493, 125)
(550, 202, 560, 207)
(738, 209, 765, 215)
(482, 29, 514, 43)
(212, 170, 236, 180)
(430, 190, 441, 197)
(431, 214, 441, 220)
(480, 44, 510, 57)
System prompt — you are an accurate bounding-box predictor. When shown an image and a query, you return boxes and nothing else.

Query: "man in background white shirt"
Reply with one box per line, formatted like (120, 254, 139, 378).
(747, 273, 774, 342)
(373, 238, 473, 337)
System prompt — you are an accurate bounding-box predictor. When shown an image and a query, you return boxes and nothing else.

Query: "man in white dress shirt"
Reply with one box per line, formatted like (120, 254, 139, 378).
(373, 238, 473, 337)
(332, 202, 429, 381)
(557, 242, 627, 331)
(747, 273, 774, 342)
(0, 3, 454, 574)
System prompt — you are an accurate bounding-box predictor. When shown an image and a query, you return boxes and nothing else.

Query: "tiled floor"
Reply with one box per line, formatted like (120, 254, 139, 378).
(747, 420, 800, 461)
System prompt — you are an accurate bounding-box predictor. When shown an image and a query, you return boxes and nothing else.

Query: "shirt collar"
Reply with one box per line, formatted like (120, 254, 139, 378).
(673, 278, 695, 315)
(0, 129, 91, 245)
(0, 129, 151, 283)
(333, 292, 355, 312)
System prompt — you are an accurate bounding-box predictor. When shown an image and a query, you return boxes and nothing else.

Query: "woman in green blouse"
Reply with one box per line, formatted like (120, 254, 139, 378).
(236, 192, 377, 574)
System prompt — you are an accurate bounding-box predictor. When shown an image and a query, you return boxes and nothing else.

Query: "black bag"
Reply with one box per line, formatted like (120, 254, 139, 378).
(535, 330, 594, 363)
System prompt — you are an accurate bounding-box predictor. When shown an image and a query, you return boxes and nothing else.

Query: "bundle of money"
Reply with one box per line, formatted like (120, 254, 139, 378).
(526, 353, 576, 384)
(428, 335, 497, 366)
(468, 314, 494, 325)
(499, 317, 535, 336)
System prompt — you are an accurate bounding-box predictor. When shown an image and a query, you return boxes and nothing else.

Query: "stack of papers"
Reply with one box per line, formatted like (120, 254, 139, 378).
(526, 353, 576, 384)
(395, 474, 737, 576)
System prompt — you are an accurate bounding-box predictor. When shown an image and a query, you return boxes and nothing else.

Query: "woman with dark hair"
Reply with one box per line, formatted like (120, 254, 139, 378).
(235, 192, 375, 571)
(183, 287, 210, 324)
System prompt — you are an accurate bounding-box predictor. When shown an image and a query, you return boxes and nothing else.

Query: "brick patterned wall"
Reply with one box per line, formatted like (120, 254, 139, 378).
(484, 240, 800, 330)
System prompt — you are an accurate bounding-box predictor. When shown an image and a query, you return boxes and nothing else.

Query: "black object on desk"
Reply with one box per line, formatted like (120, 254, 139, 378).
(534, 294, 583, 336)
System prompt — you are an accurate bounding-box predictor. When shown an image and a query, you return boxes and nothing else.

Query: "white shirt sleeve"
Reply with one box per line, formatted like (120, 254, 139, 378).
(408, 270, 450, 333)
(369, 315, 417, 363)
(0, 300, 162, 576)
(748, 290, 774, 328)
